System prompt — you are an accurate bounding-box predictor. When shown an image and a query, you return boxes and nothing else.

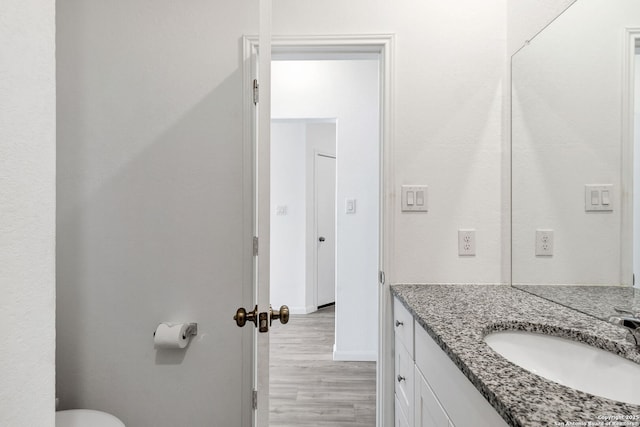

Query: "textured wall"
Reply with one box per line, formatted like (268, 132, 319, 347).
(0, 1, 56, 426)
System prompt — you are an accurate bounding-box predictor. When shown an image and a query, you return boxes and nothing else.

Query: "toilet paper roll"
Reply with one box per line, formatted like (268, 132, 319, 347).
(154, 323, 189, 349)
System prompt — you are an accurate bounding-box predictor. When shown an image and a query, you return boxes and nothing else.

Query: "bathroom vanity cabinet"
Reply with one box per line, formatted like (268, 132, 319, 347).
(393, 297, 509, 427)
(392, 285, 640, 426)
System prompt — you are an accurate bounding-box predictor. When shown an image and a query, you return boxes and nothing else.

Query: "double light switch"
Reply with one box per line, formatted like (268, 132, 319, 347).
(401, 185, 428, 212)
(585, 184, 613, 212)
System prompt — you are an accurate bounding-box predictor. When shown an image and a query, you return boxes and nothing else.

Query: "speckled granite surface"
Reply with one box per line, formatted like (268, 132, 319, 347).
(513, 285, 640, 321)
(391, 284, 640, 427)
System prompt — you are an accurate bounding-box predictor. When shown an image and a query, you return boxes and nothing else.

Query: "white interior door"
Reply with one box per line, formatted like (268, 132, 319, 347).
(255, 1, 272, 425)
(316, 154, 336, 307)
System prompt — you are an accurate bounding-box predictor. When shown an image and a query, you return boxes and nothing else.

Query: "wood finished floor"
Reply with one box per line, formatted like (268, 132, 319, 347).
(269, 305, 376, 427)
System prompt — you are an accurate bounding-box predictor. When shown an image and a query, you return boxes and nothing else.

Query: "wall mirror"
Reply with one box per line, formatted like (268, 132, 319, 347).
(511, 0, 640, 317)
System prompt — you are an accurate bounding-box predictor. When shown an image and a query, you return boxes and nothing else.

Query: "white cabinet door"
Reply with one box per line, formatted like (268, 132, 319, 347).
(414, 367, 450, 427)
(395, 396, 411, 427)
(395, 338, 415, 426)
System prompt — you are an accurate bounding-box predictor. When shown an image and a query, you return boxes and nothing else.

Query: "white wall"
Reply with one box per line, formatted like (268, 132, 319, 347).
(511, 0, 640, 285)
(271, 121, 308, 312)
(270, 120, 336, 314)
(0, 1, 56, 426)
(56, 2, 256, 426)
(272, 60, 380, 360)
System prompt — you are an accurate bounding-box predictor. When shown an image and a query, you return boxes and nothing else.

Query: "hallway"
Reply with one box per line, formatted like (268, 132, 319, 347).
(269, 306, 376, 427)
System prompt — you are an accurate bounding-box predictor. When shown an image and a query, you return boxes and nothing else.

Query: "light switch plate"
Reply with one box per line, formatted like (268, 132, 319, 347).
(401, 185, 428, 212)
(345, 198, 356, 214)
(585, 184, 613, 212)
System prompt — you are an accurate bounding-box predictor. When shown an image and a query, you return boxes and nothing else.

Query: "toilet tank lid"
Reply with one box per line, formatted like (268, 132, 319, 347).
(56, 409, 125, 427)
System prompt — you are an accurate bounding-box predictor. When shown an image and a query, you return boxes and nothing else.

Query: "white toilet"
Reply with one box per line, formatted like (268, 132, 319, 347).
(56, 409, 125, 427)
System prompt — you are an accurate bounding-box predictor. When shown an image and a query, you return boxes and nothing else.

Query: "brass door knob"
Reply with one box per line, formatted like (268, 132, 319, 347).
(234, 305, 258, 328)
(270, 305, 290, 326)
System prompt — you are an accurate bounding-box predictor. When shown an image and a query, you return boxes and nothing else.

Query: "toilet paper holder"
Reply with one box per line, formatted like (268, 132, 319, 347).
(183, 323, 198, 339)
(153, 322, 198, 339)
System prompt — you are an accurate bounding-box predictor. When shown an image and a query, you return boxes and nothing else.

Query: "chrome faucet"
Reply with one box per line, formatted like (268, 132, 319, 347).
(607, 307, 640, 347)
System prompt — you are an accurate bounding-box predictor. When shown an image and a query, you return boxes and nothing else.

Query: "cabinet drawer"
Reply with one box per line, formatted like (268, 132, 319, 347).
(394, 337, 414, 426)
(395, 396, 410, 427)
(394, 297, 414, 358)
(415, 367, 450, 427)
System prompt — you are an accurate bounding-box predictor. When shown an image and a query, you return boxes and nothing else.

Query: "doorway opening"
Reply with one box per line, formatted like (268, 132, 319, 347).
(268, 54, 381, 425)
(243, 34, 395, 427)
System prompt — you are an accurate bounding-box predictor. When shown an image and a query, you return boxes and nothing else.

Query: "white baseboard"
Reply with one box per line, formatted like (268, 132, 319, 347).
(332, 346, 377, 362)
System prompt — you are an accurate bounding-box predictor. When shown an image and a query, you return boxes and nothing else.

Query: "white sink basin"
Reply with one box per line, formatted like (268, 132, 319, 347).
(484, 330, 640, 405)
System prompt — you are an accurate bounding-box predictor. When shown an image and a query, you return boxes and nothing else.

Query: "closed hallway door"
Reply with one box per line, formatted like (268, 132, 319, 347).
(316, 154, 336, 307)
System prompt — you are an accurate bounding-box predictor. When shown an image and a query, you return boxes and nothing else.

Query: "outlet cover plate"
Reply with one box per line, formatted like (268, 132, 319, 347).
(458, 229, 476, 256)
(535, 229, 554, 256)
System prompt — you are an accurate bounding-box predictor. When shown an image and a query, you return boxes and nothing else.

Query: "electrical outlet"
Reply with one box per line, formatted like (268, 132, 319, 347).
(458, 229, 476, 256)
(535, 229, 554, 256)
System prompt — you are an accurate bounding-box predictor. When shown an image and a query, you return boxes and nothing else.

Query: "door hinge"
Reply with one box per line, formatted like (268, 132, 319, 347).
(253, 236, 259, 256)
(252, 389, 258, 410)
(379, 270, 385, 285)
(253, 79, 259, 105)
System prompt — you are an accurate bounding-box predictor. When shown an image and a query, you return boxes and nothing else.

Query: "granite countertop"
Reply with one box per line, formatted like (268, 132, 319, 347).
(391, 284, 640, 427)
